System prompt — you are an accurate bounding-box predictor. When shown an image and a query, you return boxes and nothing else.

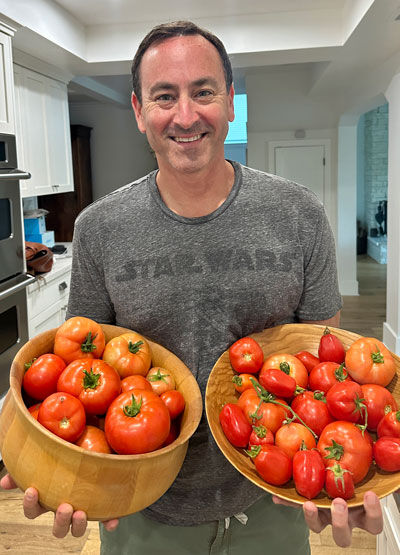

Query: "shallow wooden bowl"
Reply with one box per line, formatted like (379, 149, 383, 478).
(0, 324, 202, 520)
(205, 323, 400, 508)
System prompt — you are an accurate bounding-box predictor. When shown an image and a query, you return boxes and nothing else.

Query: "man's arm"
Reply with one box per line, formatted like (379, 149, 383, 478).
(300, 309, 341, 328)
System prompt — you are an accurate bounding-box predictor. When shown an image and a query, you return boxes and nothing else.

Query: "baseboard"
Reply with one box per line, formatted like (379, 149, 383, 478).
(383, 322, 400, 354)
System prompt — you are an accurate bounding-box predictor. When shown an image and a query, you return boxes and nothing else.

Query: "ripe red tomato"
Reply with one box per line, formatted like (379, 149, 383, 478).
(121, 375, 153, 393)
(229, 337, 264, 374)
(162, 420, 179, 447)
(57, 359, 121, 415)
(22, 354, 66, 401)
(317, 421, 373, 484)
(102, 332, 152, 378)
(318, 327, 345, 364)
(248, 425, 274, 447)
(345, 337, 396, 386)
(326, 381, 366, 424)
(237, 388, 289, 433)
(258, 367, 297, 398)
(373, 437, 400, 472)
(28, 402, 41, 420)
(295, 351, 320, 373)
(360, 384, 398, 431)
(377, 409, 400, 438)
(249, 444, 292, 485)
(53, 316, 106, 364)
(160, 390, 186, 420)
(146, 367, 175, 395)
(293, 447, 325, 499)
(75, 425, 112, 453)
(261, 353, 308, 389)
(38, 392, 86, 443)
(232, 373, 259, 394)
(308, 361, 351, 394)
(219, 403, 252, 448)
(275, 422, 316, 459)
(291, 390, 334, 437)
(105, 389, 170, 454)
(325, 463, 355, 500)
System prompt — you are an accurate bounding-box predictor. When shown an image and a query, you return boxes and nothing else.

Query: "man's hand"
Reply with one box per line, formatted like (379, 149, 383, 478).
(0, 473, 119, 537)
(273, 491, 383, 548)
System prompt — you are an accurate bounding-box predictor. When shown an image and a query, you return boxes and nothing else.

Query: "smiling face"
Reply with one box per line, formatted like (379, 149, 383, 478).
(131, 34, 234, 177)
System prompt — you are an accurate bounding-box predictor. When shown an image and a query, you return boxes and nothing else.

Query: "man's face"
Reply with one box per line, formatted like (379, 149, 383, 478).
(131, 35, 234, 176)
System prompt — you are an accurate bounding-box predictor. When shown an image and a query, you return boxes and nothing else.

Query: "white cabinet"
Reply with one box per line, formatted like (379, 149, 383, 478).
(0, 28, 15, 134)
(377, 494, 400, 555)
(13, 64, 74, 197)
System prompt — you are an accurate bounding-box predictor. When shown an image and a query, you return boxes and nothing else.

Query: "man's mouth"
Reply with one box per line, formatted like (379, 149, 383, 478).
(171, 133, 204, 143)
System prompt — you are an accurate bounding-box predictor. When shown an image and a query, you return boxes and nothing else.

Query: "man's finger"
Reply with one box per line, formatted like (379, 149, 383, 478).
(271, 495, 299, 508)
(102, 518, 120, 532)
(70, 510, 88, 537)
(331, 498, 352, 548)
(52, 503, 74, 538)
(23, 488, 48, 519)
(0, 473, 17, 490)
(303, 501, 325, 533)
(362, 491, 383, 535)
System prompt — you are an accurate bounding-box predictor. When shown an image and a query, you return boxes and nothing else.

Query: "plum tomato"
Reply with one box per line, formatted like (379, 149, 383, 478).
(360, 384, 398, 431)
(318, 327, 345, 364)
(23, 354, 66, 401)
(248, 425, 274, 447)
(293, 445, 325, 499)
(291, 390, 334, 437)
(258, 367, 297, 398)
(219, 403, 252, 448)
(295, 351, 320, 373)
(326, 381, 367, 425)
(229, 337, 264, 374)
(377, 409, 400, 438)
(373, 437, 400, 472)
(247, 444, 292, 486)
(308, 361, 351, 394)
(325, 463, 355, 500)
(261, 353, 308, 389)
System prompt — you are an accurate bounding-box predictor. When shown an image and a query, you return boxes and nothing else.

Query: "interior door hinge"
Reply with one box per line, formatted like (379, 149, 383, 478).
(323, 157, 326, 166)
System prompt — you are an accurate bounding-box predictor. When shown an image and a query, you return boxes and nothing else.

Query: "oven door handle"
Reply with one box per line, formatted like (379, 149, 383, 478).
(0, 274, 36, 301)
(0, 170, 31, 180)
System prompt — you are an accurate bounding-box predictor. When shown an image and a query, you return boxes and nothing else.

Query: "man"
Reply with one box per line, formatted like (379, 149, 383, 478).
(1, 21, 383, 553)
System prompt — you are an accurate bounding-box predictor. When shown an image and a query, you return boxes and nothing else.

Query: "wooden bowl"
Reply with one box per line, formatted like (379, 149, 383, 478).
(0, 324, 202, 520)
(205, 323, 400, 508)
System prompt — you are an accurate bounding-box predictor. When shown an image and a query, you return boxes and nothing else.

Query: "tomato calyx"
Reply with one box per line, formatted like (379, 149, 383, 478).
(249, 399, 264, 422)
(128, 340, 144, 354)
(232, 375, 243, 387)
(245, 444, 262, 458)
(252, 424, 267, 438)
(24, 358, 37, 371)
(334, 364, 348, 382)
(326, 462, 352, 490)
(148, 369, 169, 383)
(81, 331, 98, 353)
(371, 346, 384, 364)
(83, 369, 101, 390)
(313, 390, 327, 403)
(279, 362, 291, 375)
(324, 439, 344, 461)
(123, 394, 143, 417)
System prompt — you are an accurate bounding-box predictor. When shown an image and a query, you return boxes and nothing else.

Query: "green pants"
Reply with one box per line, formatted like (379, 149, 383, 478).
(100, 494, 310, 555)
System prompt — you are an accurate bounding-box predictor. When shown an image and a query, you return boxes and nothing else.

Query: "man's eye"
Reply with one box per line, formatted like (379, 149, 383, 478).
(156, 94, 173, 102)
(197, 90, 213, 98)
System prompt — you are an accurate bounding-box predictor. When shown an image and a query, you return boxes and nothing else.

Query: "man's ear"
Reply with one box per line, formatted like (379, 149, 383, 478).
(228, 84, 235, 123)
(131, 92, 146, 134)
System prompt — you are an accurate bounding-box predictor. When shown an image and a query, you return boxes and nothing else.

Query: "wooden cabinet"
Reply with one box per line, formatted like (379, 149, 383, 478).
(0, 27, 15, 135)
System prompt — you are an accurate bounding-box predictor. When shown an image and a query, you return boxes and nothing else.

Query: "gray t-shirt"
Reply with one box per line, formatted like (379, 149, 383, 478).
(67, 161, 342, 526)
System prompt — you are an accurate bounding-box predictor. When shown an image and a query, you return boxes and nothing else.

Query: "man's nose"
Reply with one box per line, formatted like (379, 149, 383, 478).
(173, 97, 199, 130)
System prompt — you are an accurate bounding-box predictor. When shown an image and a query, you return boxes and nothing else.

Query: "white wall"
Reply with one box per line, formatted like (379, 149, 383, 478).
(69, 102, 157, 200)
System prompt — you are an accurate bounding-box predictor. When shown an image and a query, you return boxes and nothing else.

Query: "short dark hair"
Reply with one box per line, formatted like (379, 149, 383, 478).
(131, 21, 233, 104)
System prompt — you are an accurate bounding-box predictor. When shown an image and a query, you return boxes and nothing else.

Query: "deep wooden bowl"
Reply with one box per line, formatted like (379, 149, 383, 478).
(0, 324, 202, 520)
(205, 323, 400, 508)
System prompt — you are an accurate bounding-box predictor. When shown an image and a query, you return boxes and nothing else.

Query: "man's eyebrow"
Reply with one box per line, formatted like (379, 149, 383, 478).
(148, 77, 219, 96)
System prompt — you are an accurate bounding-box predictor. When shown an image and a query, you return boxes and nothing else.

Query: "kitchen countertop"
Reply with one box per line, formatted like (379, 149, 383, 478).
(27, 243, 73, 291)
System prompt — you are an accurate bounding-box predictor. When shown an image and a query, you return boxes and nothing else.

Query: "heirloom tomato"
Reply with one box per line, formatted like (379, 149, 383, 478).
(325, 463, 355, 500)
(232, 373, 259, 394)
(102, 332, 152, 378)
(160, 390, 186, 420)
(317, 421, 373, 484)
(121, 375, 153, 393)
(261, 353, 308, 389)
(258, 367, 297, 398)
(38, 392, 86, 443)
(294, 351, 320, 373)
(75, 425, 112, 454)
(237, 388, 289, 433)
(373, 437, 400, 472)
(53, 316, 105, 364)
(248, 444, 292, 485)
(219, 403, 252, 448)
(308, 362, 351, 394)
(248, 425, 274, 447)
(23, 354, 66, 401)
(293, 446, 325, 499)
(318, 327, 345, 364)
(360, 384, 398, 431)
(345, 337, 396, 386)
(291, 390, 334, 437)
(57, 359, 121, 415)
(146, 367, 176, 395)
(275, 422, 316, 459)
(105, 390, 170, 454)
(229, 337, 264, 374)
(377, 409, 400, 438)
(326, 381, 366, 425)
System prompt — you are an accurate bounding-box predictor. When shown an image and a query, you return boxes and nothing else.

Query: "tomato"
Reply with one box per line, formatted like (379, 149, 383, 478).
(146, 367, 175, 395)
(295, 351, 320, 373)
(53, 316, 105, 364)
(28, 402, 41, 420)
(105, 389, 170, 454)
(293, 446, 325, 499)
(308, 361, 351, 394)
(360, 384, 398, 431)
(232, 373, 259, 394)
(229, 337, 264, 374)
(57, 359, 121, 415)
(373, 437, 400, 472)
(75, 425, 112, 453)
(317, 421, 373, 484)
(237, 388, 289, 433)
(325, 463, 355, 500)
(219, 403, 252, 448)
(248, 425, 274, 447)
(275, 422, 316, 459)
(326, 381, 366, 425)
(160, 390, 186, 419)
(162, 420, 179, 447)
(248, 444, 292, 485)
(258, 367, 297, 398)
(121, 375, 153, 393)
(291, 390, 334, 437)
(261, 353, 308, 389)
(377, 409, 400, 438)
(345, 337, 396, 386)
(22, 354, 66, 401)
(38, 392, 86, 443)
(318, 327, 345, 364)
(102, 332, 152, 378)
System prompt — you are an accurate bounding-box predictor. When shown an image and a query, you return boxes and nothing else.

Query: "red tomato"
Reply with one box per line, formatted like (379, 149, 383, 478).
(53, 316, 105, 364)
(146, 367, 175, 395)
(326, 381, 366, 424)
(275, 422, 316, 459)
(121, 375, 153, 393)
(293, 447, 325, 499)
(105, 389, 170, 454)
(28, 402, 41, 420)
(377, 409, 400, 438)
(38, 392, 86, 443)
(258, 367, 297, 398)
(102, 332, 152, 378)
(295, 351, 320, 373)
(57, 359, 121, 415)
(291, 390, 334, 437)
(345, 337, 396, 386)
(219, 403, 252, 448)
(373, 437, 400, 472)
(261, 353, 308, 389)
(318, 327, 345, 364)
(232, 373, 259, 394)
(248, 444, 292, 485)
(325, 463, 355, 500)
(75, 425, 112, 453)
(360, 384, 398, 431)
(317, 421, 373, 484)
(248, 425, 274, 447)
(22, 354, 66, 401)
(308, 361, 351, 394)
(229, 337, 264, 374)
(237, 388, 289, 433)
(162, 420, 179, 447)
(160, 390, 186, 420)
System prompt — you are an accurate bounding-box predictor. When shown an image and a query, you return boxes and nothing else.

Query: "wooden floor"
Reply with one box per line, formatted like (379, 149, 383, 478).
(0, 255, 385, 554)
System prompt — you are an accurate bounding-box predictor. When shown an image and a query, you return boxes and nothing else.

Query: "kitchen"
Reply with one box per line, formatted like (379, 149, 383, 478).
(0, 0, 400, 553)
